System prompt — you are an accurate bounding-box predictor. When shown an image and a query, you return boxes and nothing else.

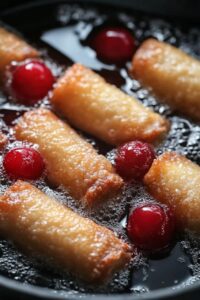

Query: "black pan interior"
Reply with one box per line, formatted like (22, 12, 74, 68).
(0, 1, 200, 299)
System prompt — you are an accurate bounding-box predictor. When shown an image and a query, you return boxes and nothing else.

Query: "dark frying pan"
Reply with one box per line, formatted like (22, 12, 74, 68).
(0, 1, 200, 300)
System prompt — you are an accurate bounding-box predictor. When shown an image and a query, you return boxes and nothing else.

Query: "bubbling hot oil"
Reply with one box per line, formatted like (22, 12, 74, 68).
(0, 2, 200, 295)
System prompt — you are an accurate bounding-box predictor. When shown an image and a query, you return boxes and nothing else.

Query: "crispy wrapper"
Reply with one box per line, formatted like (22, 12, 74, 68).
(144, 152, 200, 232)
(0, 27, 39, 80)
(15, 109, 123, 206)
(0, 181, 131, 282)
(132, 38, 200, 121)
(51, 63, 169, 145)
(0, 131, 7, 150)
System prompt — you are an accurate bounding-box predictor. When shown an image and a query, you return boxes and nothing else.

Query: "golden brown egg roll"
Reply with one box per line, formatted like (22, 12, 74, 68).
(132, 38, 200, 121)
(51, 63, 169, 145)
(144, 152, 200, 232)
(0, 181, 131, 282)
(0, 27, 39, 80)
(0, 131, 7, 149)
(15, 109, 123, 206)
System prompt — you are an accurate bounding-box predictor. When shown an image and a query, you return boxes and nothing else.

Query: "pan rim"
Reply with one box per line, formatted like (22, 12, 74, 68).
(0, 273, 200, 300)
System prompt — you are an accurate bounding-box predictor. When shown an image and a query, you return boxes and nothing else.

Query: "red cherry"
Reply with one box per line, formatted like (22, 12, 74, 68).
(10, 60, 54, 103)
(3, 147, 45, 180)
(115, 141, 156, 180)
(127, 204, 175, 251)
(91, 27, 135, 63)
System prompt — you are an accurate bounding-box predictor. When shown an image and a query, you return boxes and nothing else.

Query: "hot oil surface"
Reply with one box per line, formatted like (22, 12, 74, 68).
(0, 2, 200, 295)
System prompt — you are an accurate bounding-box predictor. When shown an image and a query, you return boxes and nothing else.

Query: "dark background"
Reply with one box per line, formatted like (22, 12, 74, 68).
(0, 0, 200, 19)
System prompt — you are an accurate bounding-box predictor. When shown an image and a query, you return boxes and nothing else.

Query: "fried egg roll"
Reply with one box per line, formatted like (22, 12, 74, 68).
(144, 152, 200, 232)
(132, 38, 200, 121)
(15, 109, 123, 205)
(0, 181, 131, 282)
(51, 63, 169, 145)
(0, 27, 39, 79)
(0, 131, 7, 150)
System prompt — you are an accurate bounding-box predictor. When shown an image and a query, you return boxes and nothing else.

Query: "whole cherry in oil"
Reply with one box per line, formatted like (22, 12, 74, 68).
(6, 60, 55, 104)
(91, 27, 135, 63)
(127, 204, 175, 251)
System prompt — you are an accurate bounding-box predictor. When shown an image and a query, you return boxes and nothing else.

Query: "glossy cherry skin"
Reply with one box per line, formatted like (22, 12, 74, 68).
(3, 147, 45, 180)
(127, 204, 175, 251)
(91, 27, 135, 63)
(10, 60, 55, 103)
(115, 141, 156, 180)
